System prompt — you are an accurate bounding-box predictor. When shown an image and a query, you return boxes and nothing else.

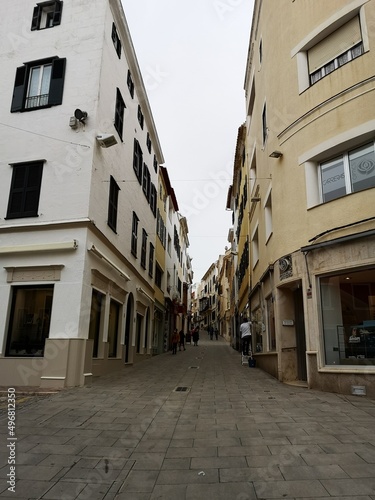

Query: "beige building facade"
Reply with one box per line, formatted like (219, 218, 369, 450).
(242, 0, 375, 396)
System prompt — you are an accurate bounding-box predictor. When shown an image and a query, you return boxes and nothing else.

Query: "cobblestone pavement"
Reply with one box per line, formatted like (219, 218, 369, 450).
(1, 337, 375, 499)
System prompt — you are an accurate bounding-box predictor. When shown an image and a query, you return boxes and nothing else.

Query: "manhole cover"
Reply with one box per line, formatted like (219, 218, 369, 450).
(189, 366, 199, 369)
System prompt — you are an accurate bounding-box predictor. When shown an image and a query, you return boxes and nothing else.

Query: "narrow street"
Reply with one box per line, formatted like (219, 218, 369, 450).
(1, 337, 375, 499)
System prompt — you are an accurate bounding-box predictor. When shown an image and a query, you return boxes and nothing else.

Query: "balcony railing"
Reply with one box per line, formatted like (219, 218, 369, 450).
(25, 94, 49, 109)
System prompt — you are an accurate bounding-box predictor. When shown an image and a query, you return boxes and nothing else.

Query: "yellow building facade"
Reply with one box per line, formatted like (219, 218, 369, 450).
(244, 0, 375, 395)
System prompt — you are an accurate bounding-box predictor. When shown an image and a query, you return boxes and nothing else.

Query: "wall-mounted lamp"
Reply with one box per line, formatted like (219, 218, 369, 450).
(269, 150, 282, 158)
(251, 197, 261, 202)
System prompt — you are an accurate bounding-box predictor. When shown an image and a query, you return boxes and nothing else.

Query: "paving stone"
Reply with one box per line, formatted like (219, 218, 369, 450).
(1, 339, 375, 499)
(253, 479, 329, 498)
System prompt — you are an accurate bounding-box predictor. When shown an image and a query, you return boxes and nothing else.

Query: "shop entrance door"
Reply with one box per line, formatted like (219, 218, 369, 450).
(294, 287, 307, 381)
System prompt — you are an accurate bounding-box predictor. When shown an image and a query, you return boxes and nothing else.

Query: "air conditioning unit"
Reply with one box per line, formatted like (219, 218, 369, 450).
(96, 134, 118, 148)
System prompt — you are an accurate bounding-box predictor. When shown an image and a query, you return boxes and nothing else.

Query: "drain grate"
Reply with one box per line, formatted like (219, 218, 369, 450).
(174, 386, 189, 392)
(189, 366, 199, 369)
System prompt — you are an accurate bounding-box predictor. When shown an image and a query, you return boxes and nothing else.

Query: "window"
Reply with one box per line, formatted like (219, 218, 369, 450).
(167, 234, 171, 256)
(153, 155, 158, 173)
(251, 226, 259, 268)
(308, 16, 363, 85)
(31, 1, 63, 30)
(6, 162, 43, 219)
(155, 263, 163, 289)
(262, 104, 267, 145)
(6, 285, 53, 357)
(111, 23, 121, 58)
(141, 229, 147, 269)
(127, 70, 134, 98)
(89, 289, 104, 358)
(320, 142, 375, 203)
(108, 176, 119, 232)
(11, 57, 66, 112)
(114, 88, 125, 141)
(137, 105, 144, 129)
(264, 189, 273, 242)
(131, 212, 139, 257)
(149, 243, 154, 277)
(157, 210, 166, 247)
(259, 39, 263, 64)
(150, 183, 157, 216)
(108, 299, 120, 358)
(146, 133, 152, 153)
(320, 268, 375, 366)
(142, 164, 150, 200)
(133, 139, 143, 184)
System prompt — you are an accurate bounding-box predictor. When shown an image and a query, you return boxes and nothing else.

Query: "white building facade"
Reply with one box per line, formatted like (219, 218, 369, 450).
(0, 0, 167, 387)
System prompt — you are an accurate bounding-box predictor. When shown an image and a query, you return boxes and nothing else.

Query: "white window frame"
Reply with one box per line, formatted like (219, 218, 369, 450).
(26, 63, 52, 109)
(291, 1, 369, 94)
(301, 120, 375, 208)
(319, 141, 375, 203)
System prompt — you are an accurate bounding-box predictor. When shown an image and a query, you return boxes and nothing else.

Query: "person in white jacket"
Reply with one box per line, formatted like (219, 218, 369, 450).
(240, 317, 252, 356)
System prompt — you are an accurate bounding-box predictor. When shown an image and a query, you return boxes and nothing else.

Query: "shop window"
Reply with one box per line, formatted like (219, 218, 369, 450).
(89, 289, 104, 358)
(252, 306, 263, 353)
(320, 268, 375, 366)
(6, 285, 53, 357)
(108, 299, 120, 358)
(31, 1, 63, 30)
(11, 57, 66, 112)
(267, 295, 276, 351)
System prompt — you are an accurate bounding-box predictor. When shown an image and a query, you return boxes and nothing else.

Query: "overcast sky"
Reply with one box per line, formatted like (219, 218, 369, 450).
(121, 0, 254, 281)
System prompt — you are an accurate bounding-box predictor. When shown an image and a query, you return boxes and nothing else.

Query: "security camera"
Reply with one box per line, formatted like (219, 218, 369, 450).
(96, 134, 118, 148)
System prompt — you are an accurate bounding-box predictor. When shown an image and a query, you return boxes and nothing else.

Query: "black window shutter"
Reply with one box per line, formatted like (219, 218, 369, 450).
(108, 176, 119, 232)
(53, 1, 63, 26)
(31, 5, 41, 30)
(7, 163, 43, 218)
(111, 23, 117, 43)
(48, 58, 66, 106)
(10, 66, 28, 113)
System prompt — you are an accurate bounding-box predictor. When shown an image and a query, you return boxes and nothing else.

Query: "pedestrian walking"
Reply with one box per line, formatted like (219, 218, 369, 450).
(192, 327, 199, 346)
(171, 329, 179, 354)
(215, 328, 218, 340)
(179, 330, 186, 350)
(240, 317, 252, 356)
(209, 324, 214, 340)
